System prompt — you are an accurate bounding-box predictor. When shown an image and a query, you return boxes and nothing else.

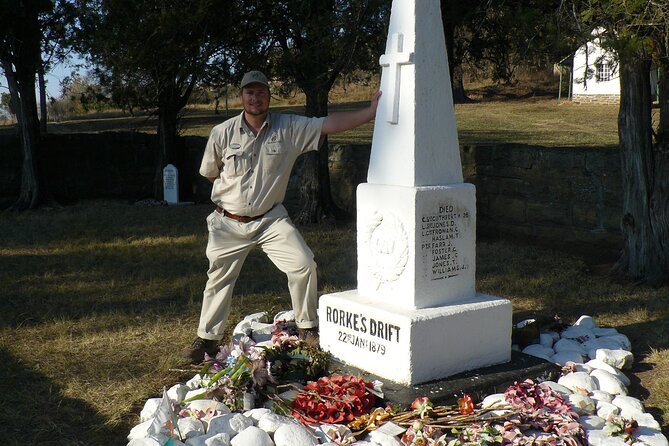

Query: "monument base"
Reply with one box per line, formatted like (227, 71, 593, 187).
(318, 290, 512, 385)
(328, 351, 561, 409)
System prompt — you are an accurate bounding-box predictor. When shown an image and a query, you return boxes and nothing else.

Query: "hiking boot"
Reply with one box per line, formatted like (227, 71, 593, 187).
(297, 327, 320, 347)
(182, 337, 219, 364)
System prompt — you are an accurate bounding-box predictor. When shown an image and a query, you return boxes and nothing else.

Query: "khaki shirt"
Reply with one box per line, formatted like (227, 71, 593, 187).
(200, 111, 326, 216)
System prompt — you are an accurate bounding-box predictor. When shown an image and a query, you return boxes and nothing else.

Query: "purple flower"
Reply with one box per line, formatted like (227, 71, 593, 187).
(235, 335, 256, 357)
(250, 359, 269, 388)
(215, 343, 234, 363)
(204, 352, 224, 371)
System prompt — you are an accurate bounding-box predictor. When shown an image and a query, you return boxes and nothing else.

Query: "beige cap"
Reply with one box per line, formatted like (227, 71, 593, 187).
(240, 70, 269, 89)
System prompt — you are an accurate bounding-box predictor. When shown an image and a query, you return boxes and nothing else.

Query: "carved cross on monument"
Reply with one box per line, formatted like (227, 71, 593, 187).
(379, 32, 414, 125)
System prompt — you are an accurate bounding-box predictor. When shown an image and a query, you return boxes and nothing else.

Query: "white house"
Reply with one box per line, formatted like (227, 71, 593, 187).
(571, 29, 658, 104)
(571, 30, 620, 103)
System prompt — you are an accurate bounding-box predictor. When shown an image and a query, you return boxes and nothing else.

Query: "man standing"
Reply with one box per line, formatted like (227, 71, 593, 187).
(184, 70, 381, 362)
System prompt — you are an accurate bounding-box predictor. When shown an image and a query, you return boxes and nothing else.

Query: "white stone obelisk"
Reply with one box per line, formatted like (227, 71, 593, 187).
(318, 0, 512, 385)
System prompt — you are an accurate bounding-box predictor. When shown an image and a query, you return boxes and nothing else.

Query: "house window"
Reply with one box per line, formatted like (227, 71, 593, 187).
(596, 62, 611, 82)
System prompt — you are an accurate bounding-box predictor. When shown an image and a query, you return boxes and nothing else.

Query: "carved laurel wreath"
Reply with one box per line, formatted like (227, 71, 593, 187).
(360, 211, 409, 289)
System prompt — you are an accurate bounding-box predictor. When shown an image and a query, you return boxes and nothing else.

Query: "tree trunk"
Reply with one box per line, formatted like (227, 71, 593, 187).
(294, 86, 341, 225)
(38, 65, 47, 134)
(155, 101, 180, 200)
(441, 1, 470, 104)
(658, 60, 669, 142)
(3, 60, 44, 211)
(611, 57, 669, 286)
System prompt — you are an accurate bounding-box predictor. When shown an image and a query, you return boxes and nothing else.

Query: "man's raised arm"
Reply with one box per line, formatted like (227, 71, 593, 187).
(321, 91, 382, 135)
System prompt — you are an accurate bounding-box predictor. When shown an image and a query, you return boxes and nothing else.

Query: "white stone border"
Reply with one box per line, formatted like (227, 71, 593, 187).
(127, 314, 668, 446)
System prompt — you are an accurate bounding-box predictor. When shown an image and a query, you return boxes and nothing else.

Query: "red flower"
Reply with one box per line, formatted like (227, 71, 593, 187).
(290, 375, 377, 424)
(411, 397, 433, 418)
(458, 393, 475, 415)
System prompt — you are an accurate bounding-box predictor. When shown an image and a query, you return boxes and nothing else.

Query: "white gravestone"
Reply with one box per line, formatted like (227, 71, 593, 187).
(318, 0, 512, 385)
(163, 164, 179, 205)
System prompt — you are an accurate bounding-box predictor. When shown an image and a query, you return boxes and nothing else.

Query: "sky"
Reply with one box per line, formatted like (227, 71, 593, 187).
(44, 58, 83, 99)
(0, 54, 84, 104)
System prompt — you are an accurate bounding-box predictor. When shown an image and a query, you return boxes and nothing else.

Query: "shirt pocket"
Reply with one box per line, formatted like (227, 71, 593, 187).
(222, 144, 250, 177)
(263, 141, 290, 173)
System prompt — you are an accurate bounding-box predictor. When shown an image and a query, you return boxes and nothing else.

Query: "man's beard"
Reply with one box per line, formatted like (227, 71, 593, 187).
(244, 105, 268, 116)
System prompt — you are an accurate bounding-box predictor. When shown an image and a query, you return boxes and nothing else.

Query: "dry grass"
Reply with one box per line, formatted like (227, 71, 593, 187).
(0, 201, 668, 444)
(456, 100, 619, 147)
(3, 80, 619, 148)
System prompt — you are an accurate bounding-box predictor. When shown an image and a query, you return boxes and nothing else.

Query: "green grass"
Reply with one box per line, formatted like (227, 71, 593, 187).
(0, 201, 667, 444)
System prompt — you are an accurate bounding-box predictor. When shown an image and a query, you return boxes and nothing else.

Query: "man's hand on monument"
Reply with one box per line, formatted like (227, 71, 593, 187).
(321, 90, 383, 135)
(370, 90, 382, 113)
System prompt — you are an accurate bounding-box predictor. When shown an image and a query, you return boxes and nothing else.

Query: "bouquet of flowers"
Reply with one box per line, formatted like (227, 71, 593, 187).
(290, 375, 377, 424)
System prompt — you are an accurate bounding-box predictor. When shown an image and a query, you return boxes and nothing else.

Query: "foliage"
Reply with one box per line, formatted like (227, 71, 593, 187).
(441, 0, 578, 100)
(253, 0, 390, 224)
(75, 0, 229, 111)
(185, 335, 270, 410)
(383, 381, 584, 446)
(503, 379, 585, 445)
(73, 0, 250, 193)
(47, 73, 112, 120)
(470, 1, 571, 81)
(263, 335, 330, 384)
(412, 397, 435, 419)
(1, 91, 13, 115)
(603, 415, 639, 444)
(401, 419, 447, 446)
(183, 324, 329, 411)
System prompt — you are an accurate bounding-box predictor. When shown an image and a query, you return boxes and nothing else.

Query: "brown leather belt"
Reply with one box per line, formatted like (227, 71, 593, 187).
(216, 206, 264, 223)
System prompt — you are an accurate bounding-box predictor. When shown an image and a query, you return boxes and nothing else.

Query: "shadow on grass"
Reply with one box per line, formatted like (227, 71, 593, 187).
(619, 317, 669, 355)
(0, 246, 289, 330)
(619, 317, 669, 435)
(0, 348, 127, 445)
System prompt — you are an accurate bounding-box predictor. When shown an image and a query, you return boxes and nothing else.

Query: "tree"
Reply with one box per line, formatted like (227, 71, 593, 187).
(257, 0, 390, 224)
(1, 0, 50, 210)
(1, 0, 77, 209)
(75, 0, 245, 199)
(440, 0, 576, 102)
(37, 0, 77, 131)
(565, 0, 669, 285)
(1, 91, 14, 116)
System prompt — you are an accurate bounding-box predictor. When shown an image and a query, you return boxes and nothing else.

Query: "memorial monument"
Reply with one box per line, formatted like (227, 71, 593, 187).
(163, 164, 179, 205)
(318, 0, 512, 385)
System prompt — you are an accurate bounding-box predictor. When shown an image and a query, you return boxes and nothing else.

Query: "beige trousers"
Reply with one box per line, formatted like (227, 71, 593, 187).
(197, 205, 318, 340)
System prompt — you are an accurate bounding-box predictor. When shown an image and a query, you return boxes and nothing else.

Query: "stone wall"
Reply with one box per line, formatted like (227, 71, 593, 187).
(461, 144, 622, 251)
(0, 132, 209, 203)
(329, 143, 623, 252)
(0, 133, 622, 251)
(572, 94, 620, 105)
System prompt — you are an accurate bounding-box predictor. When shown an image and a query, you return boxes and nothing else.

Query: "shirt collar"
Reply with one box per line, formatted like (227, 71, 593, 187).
(239, 111, 272, 136)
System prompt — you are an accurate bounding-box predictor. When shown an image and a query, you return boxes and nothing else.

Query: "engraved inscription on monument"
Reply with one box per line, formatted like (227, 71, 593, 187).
(420, 204, 471, 280)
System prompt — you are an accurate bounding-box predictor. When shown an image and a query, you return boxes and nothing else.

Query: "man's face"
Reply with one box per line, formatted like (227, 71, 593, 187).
(242, 84, 270, 117)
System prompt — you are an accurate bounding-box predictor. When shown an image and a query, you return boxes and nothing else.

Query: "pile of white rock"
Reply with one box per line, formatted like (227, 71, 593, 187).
(127, 314, 667, 446)
(128, 395, 402, 446)
(505, 315, 667, 446)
